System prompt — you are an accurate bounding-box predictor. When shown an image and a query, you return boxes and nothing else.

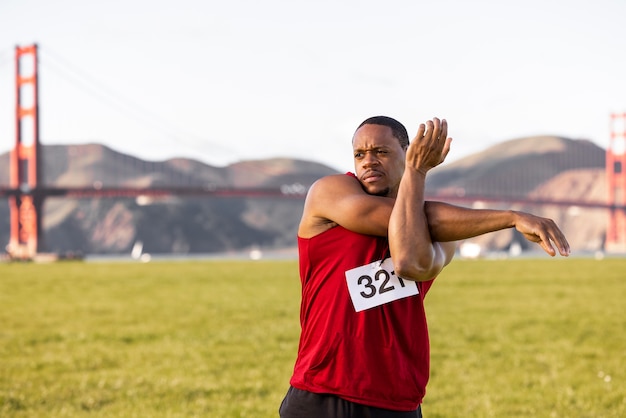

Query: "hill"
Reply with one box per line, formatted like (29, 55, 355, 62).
(0, 136, 610, 256)
(0, 144, 338, 256)
(426, 135, 604, 197)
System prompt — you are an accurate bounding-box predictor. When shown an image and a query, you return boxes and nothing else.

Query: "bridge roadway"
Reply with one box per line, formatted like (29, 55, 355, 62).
(0, 186, 622, 210)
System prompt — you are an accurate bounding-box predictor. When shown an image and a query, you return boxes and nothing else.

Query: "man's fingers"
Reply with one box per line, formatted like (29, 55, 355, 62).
(536, 230, 557, 256)
(424, 120, 434, 140)
(440, 138, 453, 164)
(553, 230, 571, 256)
(415, 123, 426, 141)
(524, 227, 570, 257)
(541, 240, 557, 257)
(440, 119, 448, 141)
(430, 117, 441, 141)
(543, 221, 571, 256)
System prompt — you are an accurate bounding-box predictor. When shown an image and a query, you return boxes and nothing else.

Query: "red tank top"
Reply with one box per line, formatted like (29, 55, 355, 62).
(289, 225, 435, 411)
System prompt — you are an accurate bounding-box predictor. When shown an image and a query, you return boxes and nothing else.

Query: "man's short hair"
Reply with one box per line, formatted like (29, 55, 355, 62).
(356, 116, 409, 149)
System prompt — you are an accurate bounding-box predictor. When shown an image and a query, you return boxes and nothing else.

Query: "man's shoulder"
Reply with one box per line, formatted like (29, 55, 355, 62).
(309, 172, 359, 194)
(299, 173, 360, 238)
(316, 172, 355, 182)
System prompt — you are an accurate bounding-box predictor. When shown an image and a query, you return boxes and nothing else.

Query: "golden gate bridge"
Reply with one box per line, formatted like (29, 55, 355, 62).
(1, 44, 626, 260)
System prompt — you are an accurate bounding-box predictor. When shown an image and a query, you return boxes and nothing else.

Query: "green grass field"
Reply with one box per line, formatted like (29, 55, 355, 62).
(0, 257, 624, 417)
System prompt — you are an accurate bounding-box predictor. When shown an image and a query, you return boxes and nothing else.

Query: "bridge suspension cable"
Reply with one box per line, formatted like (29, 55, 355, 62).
(39, 45, 242, 164)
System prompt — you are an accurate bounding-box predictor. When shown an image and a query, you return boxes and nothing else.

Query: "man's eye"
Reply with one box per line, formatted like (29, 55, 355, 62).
(354, 153, 363, 158)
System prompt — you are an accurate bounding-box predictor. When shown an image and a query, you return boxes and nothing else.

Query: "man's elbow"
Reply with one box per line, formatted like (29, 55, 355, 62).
(394, 257, 435, 282)
(395, 242, 456, 281)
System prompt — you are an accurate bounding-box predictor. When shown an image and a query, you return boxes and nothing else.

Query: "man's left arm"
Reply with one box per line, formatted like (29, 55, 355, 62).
(424, 201, 570, 257)
(389, 118, 454, 281)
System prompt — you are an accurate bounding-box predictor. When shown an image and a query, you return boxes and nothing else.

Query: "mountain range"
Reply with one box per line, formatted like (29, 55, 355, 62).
(0, 135, 609, 257)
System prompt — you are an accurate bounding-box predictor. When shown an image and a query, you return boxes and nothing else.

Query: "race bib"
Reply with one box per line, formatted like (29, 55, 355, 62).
(345, 258, 419, 312)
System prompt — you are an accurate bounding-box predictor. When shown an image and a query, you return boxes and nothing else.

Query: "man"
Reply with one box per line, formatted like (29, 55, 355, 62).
(279, 116, 570, 418)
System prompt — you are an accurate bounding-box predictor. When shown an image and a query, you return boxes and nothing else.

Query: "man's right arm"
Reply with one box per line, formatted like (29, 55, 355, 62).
(298, 174, 395, 239)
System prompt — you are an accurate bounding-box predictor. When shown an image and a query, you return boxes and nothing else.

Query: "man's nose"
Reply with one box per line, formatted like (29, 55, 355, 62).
(362, 151, 379, 167)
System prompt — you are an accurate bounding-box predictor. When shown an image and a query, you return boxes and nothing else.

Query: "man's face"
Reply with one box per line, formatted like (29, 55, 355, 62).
(352, 124, 406, 198)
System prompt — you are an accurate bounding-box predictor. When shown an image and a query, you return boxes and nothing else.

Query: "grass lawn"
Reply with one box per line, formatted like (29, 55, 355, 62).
(0, 257, 624, 417)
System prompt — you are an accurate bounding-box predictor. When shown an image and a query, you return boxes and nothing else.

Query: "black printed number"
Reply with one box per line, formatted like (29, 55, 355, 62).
(358, 269, 406, 299)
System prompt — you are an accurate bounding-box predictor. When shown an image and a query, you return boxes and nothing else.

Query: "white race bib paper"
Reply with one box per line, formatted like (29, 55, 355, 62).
(345, 258, 419, 312)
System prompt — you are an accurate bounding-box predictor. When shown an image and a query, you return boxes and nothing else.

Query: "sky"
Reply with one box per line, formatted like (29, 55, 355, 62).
(1, 0, 626, 173)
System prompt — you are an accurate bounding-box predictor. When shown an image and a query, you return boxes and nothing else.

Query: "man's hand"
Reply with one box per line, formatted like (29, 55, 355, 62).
(513, 211, 571, 256)
(406, 117, 452, 174)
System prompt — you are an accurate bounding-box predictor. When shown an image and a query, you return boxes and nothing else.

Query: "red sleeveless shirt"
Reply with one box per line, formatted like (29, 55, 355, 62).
(289, 224, 435, 411)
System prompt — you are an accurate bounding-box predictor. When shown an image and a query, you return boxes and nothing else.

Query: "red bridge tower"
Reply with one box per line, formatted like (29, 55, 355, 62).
(7, 44, 42, 259)
(606, 112, 626, 253)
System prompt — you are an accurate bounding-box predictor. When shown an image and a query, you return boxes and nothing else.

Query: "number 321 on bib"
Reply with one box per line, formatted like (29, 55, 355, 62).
(345, 258, 419, 312)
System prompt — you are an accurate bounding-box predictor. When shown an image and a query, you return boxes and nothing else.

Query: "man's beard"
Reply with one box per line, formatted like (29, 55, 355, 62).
(361, 181, 391, 197)
(372, 187, 390, 197)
